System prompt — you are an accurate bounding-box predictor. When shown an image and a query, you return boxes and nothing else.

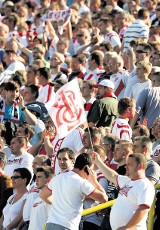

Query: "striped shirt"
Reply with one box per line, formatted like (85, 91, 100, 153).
(123, 19, 149, 53)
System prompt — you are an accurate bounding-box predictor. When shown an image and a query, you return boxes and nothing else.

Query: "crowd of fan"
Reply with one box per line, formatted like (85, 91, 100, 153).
(0, 0, 160, 229)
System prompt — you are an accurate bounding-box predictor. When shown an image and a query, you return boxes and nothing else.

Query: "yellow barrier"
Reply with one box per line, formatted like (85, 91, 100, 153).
(148, 184, 160, 230)
(82, 184, 160, 230)
(82, 199, 116, 216)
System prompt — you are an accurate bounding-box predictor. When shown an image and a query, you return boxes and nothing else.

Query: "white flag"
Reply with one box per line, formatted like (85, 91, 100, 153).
(45, 78, 86, 138)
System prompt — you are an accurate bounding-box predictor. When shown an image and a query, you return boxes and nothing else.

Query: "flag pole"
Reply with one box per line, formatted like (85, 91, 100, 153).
(86, 124, 94, 150)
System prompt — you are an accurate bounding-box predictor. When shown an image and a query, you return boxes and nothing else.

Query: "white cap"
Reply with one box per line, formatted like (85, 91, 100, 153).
(94, 79, 115, 90)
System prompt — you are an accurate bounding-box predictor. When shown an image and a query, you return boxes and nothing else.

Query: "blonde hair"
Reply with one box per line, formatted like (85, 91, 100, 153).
(137, 61, 152, 74)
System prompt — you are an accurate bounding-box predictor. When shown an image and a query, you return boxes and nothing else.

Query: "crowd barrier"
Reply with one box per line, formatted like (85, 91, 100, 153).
(82, 184, 160, 230)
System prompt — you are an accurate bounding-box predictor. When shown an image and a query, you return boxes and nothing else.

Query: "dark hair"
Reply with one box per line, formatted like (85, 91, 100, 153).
(90, 52, 103, 66)
(11, 73, 23, 87)
(72, 54, 86, 64)
(103, 135, 117, 152)
(5, 49, 17, 55)
(4, 81, 19, 91)
(26, 84, 39, 99)
(118, 97, 135, 115)
(99, 42, 114, 52)
(74, 153, 92, 170)
(137, 42, 152, 54)
(138, 8, 150, 20)
(100, 18, 112, 26)
(128, 153, 147, 170)
(36, 166, 54, 179)
(14, 168, 32, 185)
(57, 148, 75, 160)
(18, 123, 35, 140)
(38, 67, 51, 80)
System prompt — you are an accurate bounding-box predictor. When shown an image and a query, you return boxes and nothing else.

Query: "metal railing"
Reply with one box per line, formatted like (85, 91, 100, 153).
(82, 184, 160, 230)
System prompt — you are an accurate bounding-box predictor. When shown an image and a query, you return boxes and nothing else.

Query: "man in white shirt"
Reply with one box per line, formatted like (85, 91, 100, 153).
(112, 97, 135, 141)
(0, 49, 25, 84)
(28, 167, 54, 230)
(4, 136, 34, 177)
(40, 153, 108, 230)
(91, 152, 155, 230)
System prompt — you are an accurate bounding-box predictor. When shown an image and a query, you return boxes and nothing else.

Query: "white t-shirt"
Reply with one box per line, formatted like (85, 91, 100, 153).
(104, 31, 121, 48)
(84, 67, 105, 83)
(6, 61, 25, 72)
(23, 183, 40, 221)
(131, 80, 152, 102)
(52, 128, 84, 175)
(28, 196, 50, 230)
(3, 193, 27, 229)
(110, 70, 129, 100)
(112, 118, 132, 141)
(37, 84, 55, 104)
(4, 152, 34, 178)
(110, 175, 155, 230)
(47, 170, 95, 230)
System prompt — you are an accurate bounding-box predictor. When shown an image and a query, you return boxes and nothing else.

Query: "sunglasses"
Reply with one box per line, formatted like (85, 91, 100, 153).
(11, 176, 22, 180)
(136, 50, 147, 54)
(77, 34, 84, 37)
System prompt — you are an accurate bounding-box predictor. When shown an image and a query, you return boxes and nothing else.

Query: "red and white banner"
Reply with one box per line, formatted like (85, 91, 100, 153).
(45, 79, 86, 139)
(41, 9, 71, 27)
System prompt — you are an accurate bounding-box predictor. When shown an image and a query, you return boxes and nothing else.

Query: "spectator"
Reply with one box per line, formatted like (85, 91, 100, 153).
(100, 140, 133, 230)
(130, 71, 160, 129)
(37, 67, 55, 104)
(0, 151, 13, 218)
(28, 167, 54, 230)
(88, 79, 118, 128)
(0, 81, 26, 125)
(112, 97, 135, 141)
(133, 136, 160, 185)
(84, 51, 105, 83)
(109, 54, 129, 100)
(1, 168, 32, 230)
(82, 80, 96, 117)
(98, 18, 121, 53)
(68, 54, 86, 81)
(50, 52, 67, 82)
(40, 153, 108, 230)
(131, 61, 152, 102)
(132, 125, 150, 142)
(91, 152, 155, 230)
(4, 136, 34, 177)
(122, 8, 150, 53)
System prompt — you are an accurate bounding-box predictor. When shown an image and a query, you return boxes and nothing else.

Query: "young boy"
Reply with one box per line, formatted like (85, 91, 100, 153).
(131, 61, 152, 102)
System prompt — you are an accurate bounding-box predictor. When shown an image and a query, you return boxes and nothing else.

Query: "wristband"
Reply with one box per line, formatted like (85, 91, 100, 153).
(21, 106, 26, 111)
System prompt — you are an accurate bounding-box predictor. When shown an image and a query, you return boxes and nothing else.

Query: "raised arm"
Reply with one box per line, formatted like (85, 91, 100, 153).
(90, 151, 118, 185)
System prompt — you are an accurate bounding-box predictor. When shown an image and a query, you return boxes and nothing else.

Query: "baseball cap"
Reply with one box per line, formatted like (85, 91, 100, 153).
(93, 79, 115, 90)
(27, 104, 41, 116)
